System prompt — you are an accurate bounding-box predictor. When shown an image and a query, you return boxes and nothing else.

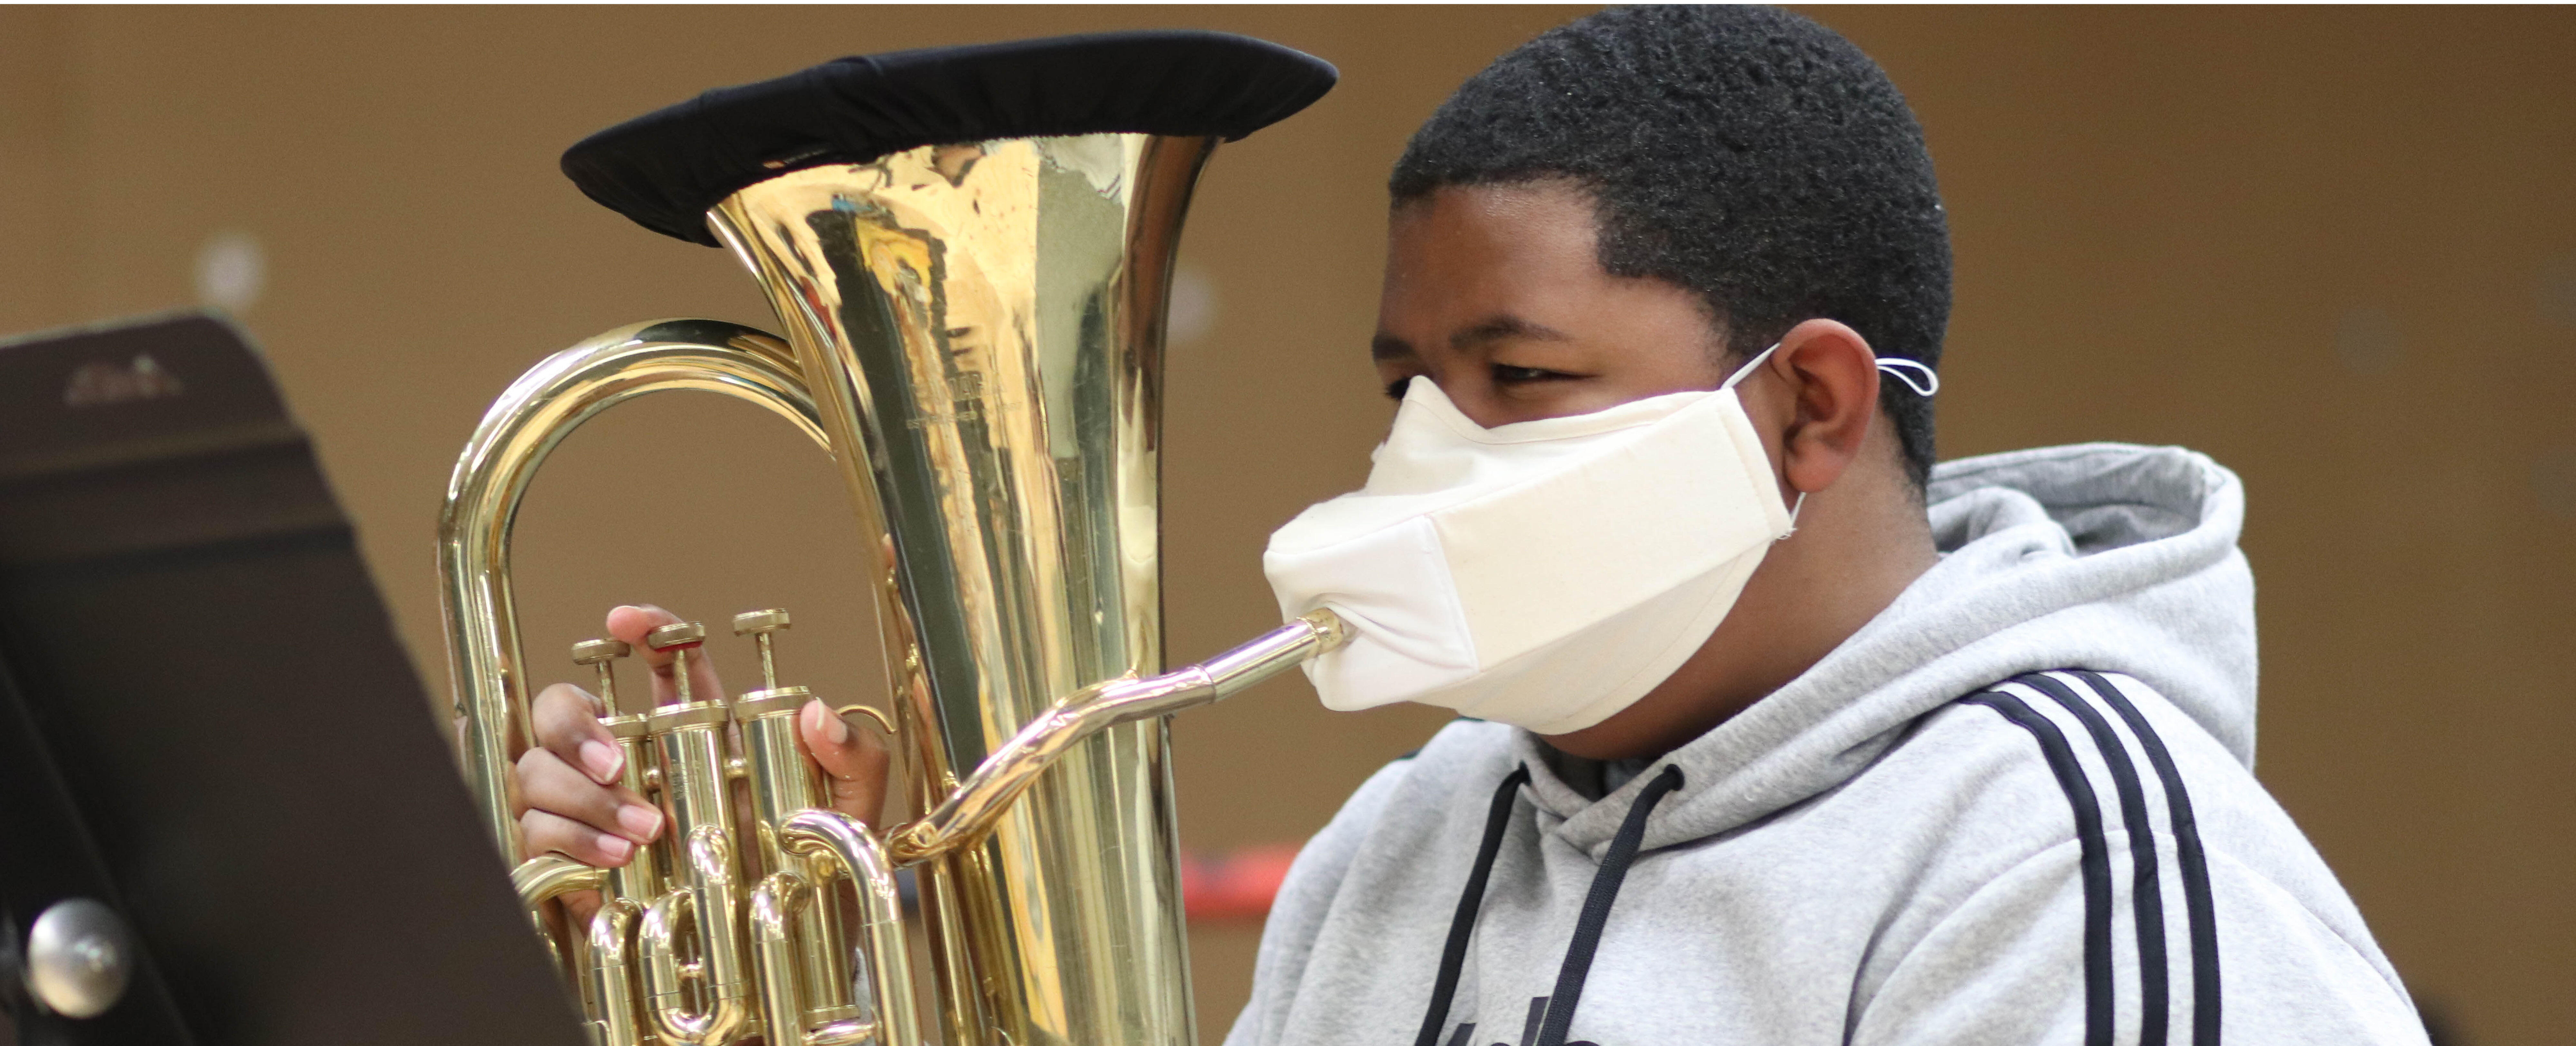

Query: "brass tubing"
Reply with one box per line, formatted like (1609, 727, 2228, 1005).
(638, 890, 703, 1039)
(736, 700, 857, 1024)
(603, 715, 663, 902)
(782, 810, 920, 1046)
(513, 855, 610, 910)
(747, 870, 875, 1046)
(748, 873, 813, 1046)
(888, 610, 1349, 866)
(585, 899, 646, 1046)
(637, 626, 755, 1044)
(738, 707, 816, 874)
(511, 855, 609, 981)
(639, 828, 751, 1045)
(649, 715, 736, 873)
(438, 319, 825, 860)
(803, 1013, 874, 1046)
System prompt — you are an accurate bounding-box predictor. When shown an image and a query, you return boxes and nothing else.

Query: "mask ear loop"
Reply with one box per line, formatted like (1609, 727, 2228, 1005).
(1729, 345, 1937, 539)
(1725, 343, 1807, 540)
(1726, 346, 1939, 396)
(1720, 342, 1782, 391)
(1876, 358, 1940, 396)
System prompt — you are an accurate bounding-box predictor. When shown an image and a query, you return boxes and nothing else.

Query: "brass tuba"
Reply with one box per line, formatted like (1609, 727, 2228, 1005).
(435, 33, 1341, 1046)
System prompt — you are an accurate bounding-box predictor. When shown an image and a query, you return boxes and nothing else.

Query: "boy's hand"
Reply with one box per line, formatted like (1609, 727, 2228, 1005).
(514, 604, 892, 919)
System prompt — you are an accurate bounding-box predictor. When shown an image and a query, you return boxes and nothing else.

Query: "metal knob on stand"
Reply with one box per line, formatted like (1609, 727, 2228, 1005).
(22, 898, 132, 1019)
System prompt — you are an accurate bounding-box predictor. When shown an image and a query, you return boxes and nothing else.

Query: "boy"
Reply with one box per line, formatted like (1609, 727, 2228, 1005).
(521, 8, 2426, 1043)
(1232, 7, 2426, 1046)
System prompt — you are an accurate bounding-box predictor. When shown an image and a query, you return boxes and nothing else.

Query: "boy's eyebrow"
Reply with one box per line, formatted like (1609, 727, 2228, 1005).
(1371, 315, 1569, 361)
(1450, 314, 1569, 350)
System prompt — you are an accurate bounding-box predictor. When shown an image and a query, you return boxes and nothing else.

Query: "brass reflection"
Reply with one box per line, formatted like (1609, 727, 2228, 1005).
(439, 134, 1348, 1046)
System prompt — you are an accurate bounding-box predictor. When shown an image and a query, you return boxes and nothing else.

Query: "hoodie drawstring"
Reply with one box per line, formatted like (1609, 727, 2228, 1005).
(1413, 765, 1532, 1046)
(1413, 763, 1687, 1046)
(1536, 764, 1684, 1046)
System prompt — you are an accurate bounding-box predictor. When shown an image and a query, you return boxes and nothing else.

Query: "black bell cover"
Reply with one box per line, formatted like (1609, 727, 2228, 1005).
(561, 30, 1339, 246)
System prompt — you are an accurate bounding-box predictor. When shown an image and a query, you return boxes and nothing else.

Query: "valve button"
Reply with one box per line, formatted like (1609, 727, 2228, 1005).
(572, 638, 632, 665)
(731, 609, 791, 636)
(645, 622, 706, 650)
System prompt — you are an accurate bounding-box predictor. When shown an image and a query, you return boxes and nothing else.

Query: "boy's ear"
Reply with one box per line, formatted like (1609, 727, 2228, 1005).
(1765, 318, 1881, 498)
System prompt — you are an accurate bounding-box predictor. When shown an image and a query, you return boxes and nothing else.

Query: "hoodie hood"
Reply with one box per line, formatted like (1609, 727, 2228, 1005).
(1231, 441, 2426, 1046)
(1522, 442, 2257, 855)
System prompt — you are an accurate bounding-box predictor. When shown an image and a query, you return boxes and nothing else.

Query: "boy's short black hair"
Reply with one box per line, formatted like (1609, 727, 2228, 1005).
(1390, 5, 1952, 491)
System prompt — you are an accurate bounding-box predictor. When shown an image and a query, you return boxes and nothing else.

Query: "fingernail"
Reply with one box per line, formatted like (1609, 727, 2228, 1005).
(598, 834, 634, 862)
(579, 740, 623, 784)
(810, 701, 851, 744)
(617, 804, 663, 842)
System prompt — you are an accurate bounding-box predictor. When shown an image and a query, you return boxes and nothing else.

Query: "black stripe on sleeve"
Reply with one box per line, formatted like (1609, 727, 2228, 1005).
(2071, 670, 2222, 1046)
(1966, 690, 2115, 1046)
(2020, 673, 2171, 1046)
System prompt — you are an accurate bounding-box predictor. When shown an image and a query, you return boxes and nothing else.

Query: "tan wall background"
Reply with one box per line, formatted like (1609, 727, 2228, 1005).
(2, 6, 2568, 1043)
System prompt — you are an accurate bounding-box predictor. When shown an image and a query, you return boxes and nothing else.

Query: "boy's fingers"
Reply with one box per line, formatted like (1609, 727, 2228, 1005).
(799, 700, 890, 825)
(533, 683, 622, 785)
(520, 808, 638, 868)
(559, 890, 603, 929)
(606, 604, 726, 708)
(517, 747, 663, 843)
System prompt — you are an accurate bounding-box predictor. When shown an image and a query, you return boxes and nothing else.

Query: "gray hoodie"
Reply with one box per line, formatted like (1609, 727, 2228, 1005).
(1225, 443, 2427, 1046)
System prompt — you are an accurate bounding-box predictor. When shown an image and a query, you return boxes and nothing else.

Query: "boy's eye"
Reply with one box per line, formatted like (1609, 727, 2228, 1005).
(1492, 363, 1572, 385)
(1384, 375, 1422, 401)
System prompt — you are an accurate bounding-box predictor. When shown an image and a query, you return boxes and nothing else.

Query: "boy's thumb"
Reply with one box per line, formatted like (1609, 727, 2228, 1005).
(799, 699, 888, 822)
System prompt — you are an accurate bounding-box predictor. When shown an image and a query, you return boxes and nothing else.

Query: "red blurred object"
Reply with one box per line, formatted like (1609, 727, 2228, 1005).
(1181, 844, 1302, 922)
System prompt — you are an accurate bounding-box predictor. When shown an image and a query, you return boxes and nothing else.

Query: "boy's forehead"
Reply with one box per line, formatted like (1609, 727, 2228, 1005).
(1383, 184, 1605, 312)
(1376, 182, 1723, 378)
(1389, 182, 1597, 253)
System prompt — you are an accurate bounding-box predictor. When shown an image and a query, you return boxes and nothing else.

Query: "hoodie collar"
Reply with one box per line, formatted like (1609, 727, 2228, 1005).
(1513, 443, 2256, 858)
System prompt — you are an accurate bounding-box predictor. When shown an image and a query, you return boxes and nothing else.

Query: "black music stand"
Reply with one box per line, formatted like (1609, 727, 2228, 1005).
(0, 314, 584, 1046)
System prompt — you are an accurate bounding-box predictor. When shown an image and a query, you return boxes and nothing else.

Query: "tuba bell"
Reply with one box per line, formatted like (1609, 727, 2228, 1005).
(435, 33, 1342, 1046)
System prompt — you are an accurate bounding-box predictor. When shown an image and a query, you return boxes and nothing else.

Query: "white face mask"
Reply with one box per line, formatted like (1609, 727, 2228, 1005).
(1262, 346, 1936, 734)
